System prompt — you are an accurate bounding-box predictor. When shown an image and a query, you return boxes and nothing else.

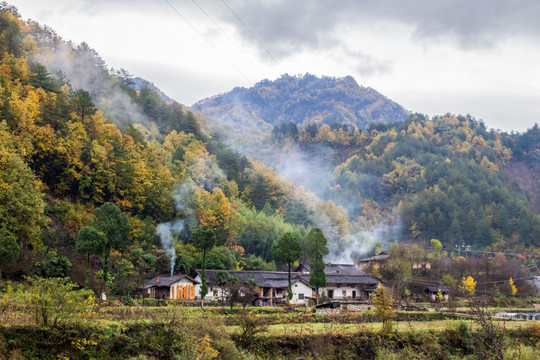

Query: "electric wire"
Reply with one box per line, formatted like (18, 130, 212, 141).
(220, 0, 286, 73)
(190, 0, 266, 78)
(163, 0, 252, 84)
(442, 247, 540, 258)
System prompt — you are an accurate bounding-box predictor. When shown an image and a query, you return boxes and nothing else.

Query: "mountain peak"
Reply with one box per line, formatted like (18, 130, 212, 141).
(191, 74, 408, 130)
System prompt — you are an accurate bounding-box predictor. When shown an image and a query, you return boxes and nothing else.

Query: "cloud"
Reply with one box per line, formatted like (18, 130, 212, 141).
(217, 0, 540, 54)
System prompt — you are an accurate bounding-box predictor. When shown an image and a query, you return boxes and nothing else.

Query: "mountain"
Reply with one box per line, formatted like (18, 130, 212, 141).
(191, 73, 409, 131)
(132, 77, 175, 104)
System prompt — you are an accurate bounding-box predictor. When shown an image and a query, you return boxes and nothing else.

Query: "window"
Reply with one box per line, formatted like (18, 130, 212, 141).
(342, 290, 346, 297)
(213, 290, 219, 297)
(298, 293, 305, 300)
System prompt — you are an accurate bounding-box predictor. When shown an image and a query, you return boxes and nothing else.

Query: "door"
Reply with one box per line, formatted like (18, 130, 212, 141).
(328, 290, 334, 299)
(352, 291, 356, 299)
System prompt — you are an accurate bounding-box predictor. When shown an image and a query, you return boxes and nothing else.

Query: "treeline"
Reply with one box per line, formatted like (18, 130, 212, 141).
(0, 6, 342, 295)
(273, 114, 540, 250)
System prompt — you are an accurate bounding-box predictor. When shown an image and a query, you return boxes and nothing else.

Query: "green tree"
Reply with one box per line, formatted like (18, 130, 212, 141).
(192, 225, 217, 300)
(206, 246, 237, 270)
(272, 232, 302, 300)
(305, 227, 328, 304)
(76, 226, 106, 288)
(91, 202, 130, 296)
(430, 238, 443, 260)
(0, 227, 19, 279)
(29, 62, 60, 93)
(36, 256, 72, 278)
(70, 89, 96, 121)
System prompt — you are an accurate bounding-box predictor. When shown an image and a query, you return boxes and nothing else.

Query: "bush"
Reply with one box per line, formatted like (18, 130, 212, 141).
(10, 276, 95, 327)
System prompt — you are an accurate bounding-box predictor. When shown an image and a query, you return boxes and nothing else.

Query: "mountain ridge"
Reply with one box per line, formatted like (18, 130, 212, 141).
(191, 73, 409, 131)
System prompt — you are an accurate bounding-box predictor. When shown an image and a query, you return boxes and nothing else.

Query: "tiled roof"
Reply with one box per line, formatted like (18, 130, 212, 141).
(295, 263, 367, 275)
(323, 264, 367, 275)
(144, 274, 200, 288)
(199, 270, 310, 288)
(425, 286, 450, 293)
(357, 254, 390, 263)
(302, 274, 379, 285)
(198, 269, 379, 288)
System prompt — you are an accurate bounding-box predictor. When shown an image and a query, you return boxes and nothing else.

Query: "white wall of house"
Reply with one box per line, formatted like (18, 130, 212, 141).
(193, 274, 224, 300)
(323, 285, 365, 300)
(290, 281, 313, 305)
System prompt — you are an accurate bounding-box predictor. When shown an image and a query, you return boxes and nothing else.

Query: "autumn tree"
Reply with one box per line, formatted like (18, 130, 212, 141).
(305, 227, 328, 304)
(0, 145, 48, 254)
(372, 285, 395, 333)
(192, 225, 217, 300)
(272, 232, 302, 300)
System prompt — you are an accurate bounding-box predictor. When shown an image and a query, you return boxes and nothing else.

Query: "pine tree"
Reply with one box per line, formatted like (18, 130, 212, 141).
(305, 227, 328, 304)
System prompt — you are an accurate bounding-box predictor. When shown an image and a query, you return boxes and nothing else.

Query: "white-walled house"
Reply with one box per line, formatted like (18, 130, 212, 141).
(318, 275, 378, 301)
(195, 270, 314, 305)
(143, 274, 200, 300)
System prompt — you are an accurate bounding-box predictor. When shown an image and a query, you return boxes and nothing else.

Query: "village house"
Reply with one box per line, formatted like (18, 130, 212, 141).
(195, 270, 313, 305)
(424, 285, 450, 301)
(298, 263, 379, 301)
(143, 274, 200, 300)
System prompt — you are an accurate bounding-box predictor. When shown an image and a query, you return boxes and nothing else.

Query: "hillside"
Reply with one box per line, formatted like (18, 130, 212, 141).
(191, 73, 409, 131)
(0, 7, 353, 290)
(270, 115, 540, 255)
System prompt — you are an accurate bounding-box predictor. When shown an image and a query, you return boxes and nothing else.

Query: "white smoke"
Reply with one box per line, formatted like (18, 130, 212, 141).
(327, 218, 402, 263)
(155, 221, 185, 276)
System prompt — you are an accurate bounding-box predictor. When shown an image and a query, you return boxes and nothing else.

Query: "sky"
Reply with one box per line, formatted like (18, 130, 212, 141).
(10, 0, 540, 132)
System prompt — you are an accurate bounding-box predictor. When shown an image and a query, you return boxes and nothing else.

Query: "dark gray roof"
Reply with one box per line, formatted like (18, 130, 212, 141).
(199, 270, 310, 288)
(425, 286, 450, 293)
(357, 252, 390, 263)
(295, 263, 366, 275)
(323, 264, 366, 275)
(303, 274, 379, 286)
(144, 274, 199, 289)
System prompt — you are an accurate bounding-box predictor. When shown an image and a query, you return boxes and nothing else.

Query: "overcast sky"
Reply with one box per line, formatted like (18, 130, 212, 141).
(10, 0, 540, 132)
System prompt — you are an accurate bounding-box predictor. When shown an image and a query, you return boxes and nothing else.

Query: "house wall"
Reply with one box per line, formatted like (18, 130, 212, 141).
(193, 275, 225, 300)
(290, 281, 313, 305)
(323, 285, 368, 301)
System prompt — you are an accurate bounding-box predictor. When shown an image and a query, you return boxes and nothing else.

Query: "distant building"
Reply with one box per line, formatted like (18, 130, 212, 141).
(357, 250, 390, 264)
(143, 274, 200, 300)
(424, 286, 450, 301)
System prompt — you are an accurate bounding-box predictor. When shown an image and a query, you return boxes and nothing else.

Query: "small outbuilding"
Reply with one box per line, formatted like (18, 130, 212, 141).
(424, 286, 450, 301)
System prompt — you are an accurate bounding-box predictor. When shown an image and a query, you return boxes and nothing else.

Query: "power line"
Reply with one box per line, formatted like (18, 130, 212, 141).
(163, 0, 252, 84)
(442, 247, 540, 259)
(220, 0, 285, 73)
(190, 0, 266, 78)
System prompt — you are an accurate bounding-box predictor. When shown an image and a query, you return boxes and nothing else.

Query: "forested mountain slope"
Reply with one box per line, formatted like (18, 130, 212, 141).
(269, 116, 540, 254)
(192, 73, 409, 131)
(0, 6, 350, 292)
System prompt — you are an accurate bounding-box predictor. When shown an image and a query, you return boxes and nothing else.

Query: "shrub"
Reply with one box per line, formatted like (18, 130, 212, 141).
(11, 276, 95, 327)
